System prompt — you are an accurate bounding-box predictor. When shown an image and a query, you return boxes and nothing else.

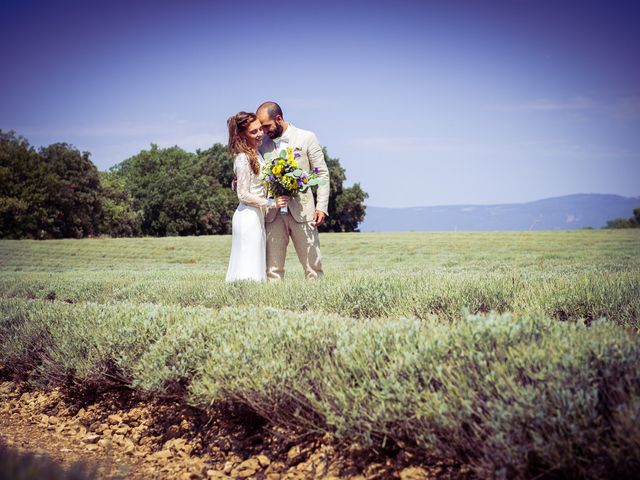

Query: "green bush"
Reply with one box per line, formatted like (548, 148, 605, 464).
(1, 298, 639, 478)
(0, 300, 52, 381)
(0, 299, 167, 388)
(1, 269, 638, 329)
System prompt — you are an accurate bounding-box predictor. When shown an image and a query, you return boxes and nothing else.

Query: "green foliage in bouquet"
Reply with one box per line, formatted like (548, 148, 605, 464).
(262, 147, 327, 199)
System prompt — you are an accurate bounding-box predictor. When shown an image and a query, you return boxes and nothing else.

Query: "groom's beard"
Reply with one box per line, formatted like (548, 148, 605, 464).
(268, 123, 283, 139)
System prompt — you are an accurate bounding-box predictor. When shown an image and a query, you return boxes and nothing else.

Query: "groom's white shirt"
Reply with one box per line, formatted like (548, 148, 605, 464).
(272, 125, 291, 150)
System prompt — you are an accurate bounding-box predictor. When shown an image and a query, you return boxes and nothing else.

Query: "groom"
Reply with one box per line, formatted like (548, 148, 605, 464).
(256, 101, 330, 280)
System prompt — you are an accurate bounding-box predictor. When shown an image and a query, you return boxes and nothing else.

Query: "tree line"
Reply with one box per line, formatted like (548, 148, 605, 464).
(604, 208, 640, 229)
(0, 130, 368, 239)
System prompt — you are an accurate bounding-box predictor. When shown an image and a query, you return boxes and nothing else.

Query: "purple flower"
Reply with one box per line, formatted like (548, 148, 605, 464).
(265, 175, 271, 182)
(313, 167, 319, 174)
(294, 153, 301, 158)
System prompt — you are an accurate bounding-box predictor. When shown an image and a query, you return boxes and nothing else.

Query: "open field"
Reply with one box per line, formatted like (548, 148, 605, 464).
(1, 230, 639, 478)
(1, 230, 639, 326)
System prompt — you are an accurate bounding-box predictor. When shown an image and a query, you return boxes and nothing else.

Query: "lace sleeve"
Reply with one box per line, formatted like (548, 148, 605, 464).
(234, 154, 271, 208)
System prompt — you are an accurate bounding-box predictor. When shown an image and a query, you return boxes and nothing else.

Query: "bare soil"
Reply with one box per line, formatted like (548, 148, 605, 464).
(0, 378, 470, 479)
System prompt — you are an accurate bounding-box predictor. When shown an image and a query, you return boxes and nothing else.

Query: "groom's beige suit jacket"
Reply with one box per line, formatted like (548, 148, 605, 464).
(259, 124, 330, 223)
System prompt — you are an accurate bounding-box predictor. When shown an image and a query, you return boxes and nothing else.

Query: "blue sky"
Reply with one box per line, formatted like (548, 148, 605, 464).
(2, 0, 639, 207)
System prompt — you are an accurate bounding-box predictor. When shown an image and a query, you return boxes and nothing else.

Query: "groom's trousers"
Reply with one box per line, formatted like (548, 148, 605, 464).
(265, 211, 323, 280)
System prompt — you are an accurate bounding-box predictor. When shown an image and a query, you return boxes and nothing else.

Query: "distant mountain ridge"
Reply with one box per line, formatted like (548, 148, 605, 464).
(360, 194, 640, 232)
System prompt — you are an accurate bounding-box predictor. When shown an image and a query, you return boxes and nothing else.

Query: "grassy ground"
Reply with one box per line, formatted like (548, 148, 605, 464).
(1, 230, 638, 326)
(1, 230, 639, 478)
(2, 230, 638, 275)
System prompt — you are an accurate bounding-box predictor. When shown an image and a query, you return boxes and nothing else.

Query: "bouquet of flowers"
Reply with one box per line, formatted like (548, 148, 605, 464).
(262, 147, 326, 214)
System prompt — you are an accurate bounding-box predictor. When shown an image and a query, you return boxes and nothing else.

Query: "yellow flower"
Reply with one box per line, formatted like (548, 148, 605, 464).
(273, 165, 282, 175)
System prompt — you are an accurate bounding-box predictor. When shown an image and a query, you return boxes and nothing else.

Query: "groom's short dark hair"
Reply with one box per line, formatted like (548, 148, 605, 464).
(257, 101, 283, 120)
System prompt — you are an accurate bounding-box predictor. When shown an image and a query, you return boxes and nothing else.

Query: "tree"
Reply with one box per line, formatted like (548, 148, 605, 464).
(37, 143, 103, 238)
(0, 130, 37, 238)
(604, 208, 640, 229)
(0, 130, 102, 239)
(109, 143, 237, 236)
(195, 144, 238, 234)
(98, 171, 143, 237)
(334, 183, 368, 232)
(317, 148, 368, 232)
(1, 129, 368, 238)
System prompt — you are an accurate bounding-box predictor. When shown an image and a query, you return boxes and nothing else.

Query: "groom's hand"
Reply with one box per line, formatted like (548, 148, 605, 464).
(276, 196, 290, 208)
(313, 211, 326, 227)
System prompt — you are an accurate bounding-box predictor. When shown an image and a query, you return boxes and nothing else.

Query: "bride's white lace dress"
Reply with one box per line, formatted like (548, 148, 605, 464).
(225, 152, 273, 282)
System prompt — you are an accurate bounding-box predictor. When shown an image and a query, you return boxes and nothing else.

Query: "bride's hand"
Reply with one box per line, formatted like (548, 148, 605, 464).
(276, 196, 289, 208)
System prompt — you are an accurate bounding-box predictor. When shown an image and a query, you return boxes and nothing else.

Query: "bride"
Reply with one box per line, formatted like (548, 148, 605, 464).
(225, 111, 288, 282)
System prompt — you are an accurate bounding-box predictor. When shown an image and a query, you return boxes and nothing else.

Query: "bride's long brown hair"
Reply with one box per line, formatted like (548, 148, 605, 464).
(227, 111, 259, 174)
